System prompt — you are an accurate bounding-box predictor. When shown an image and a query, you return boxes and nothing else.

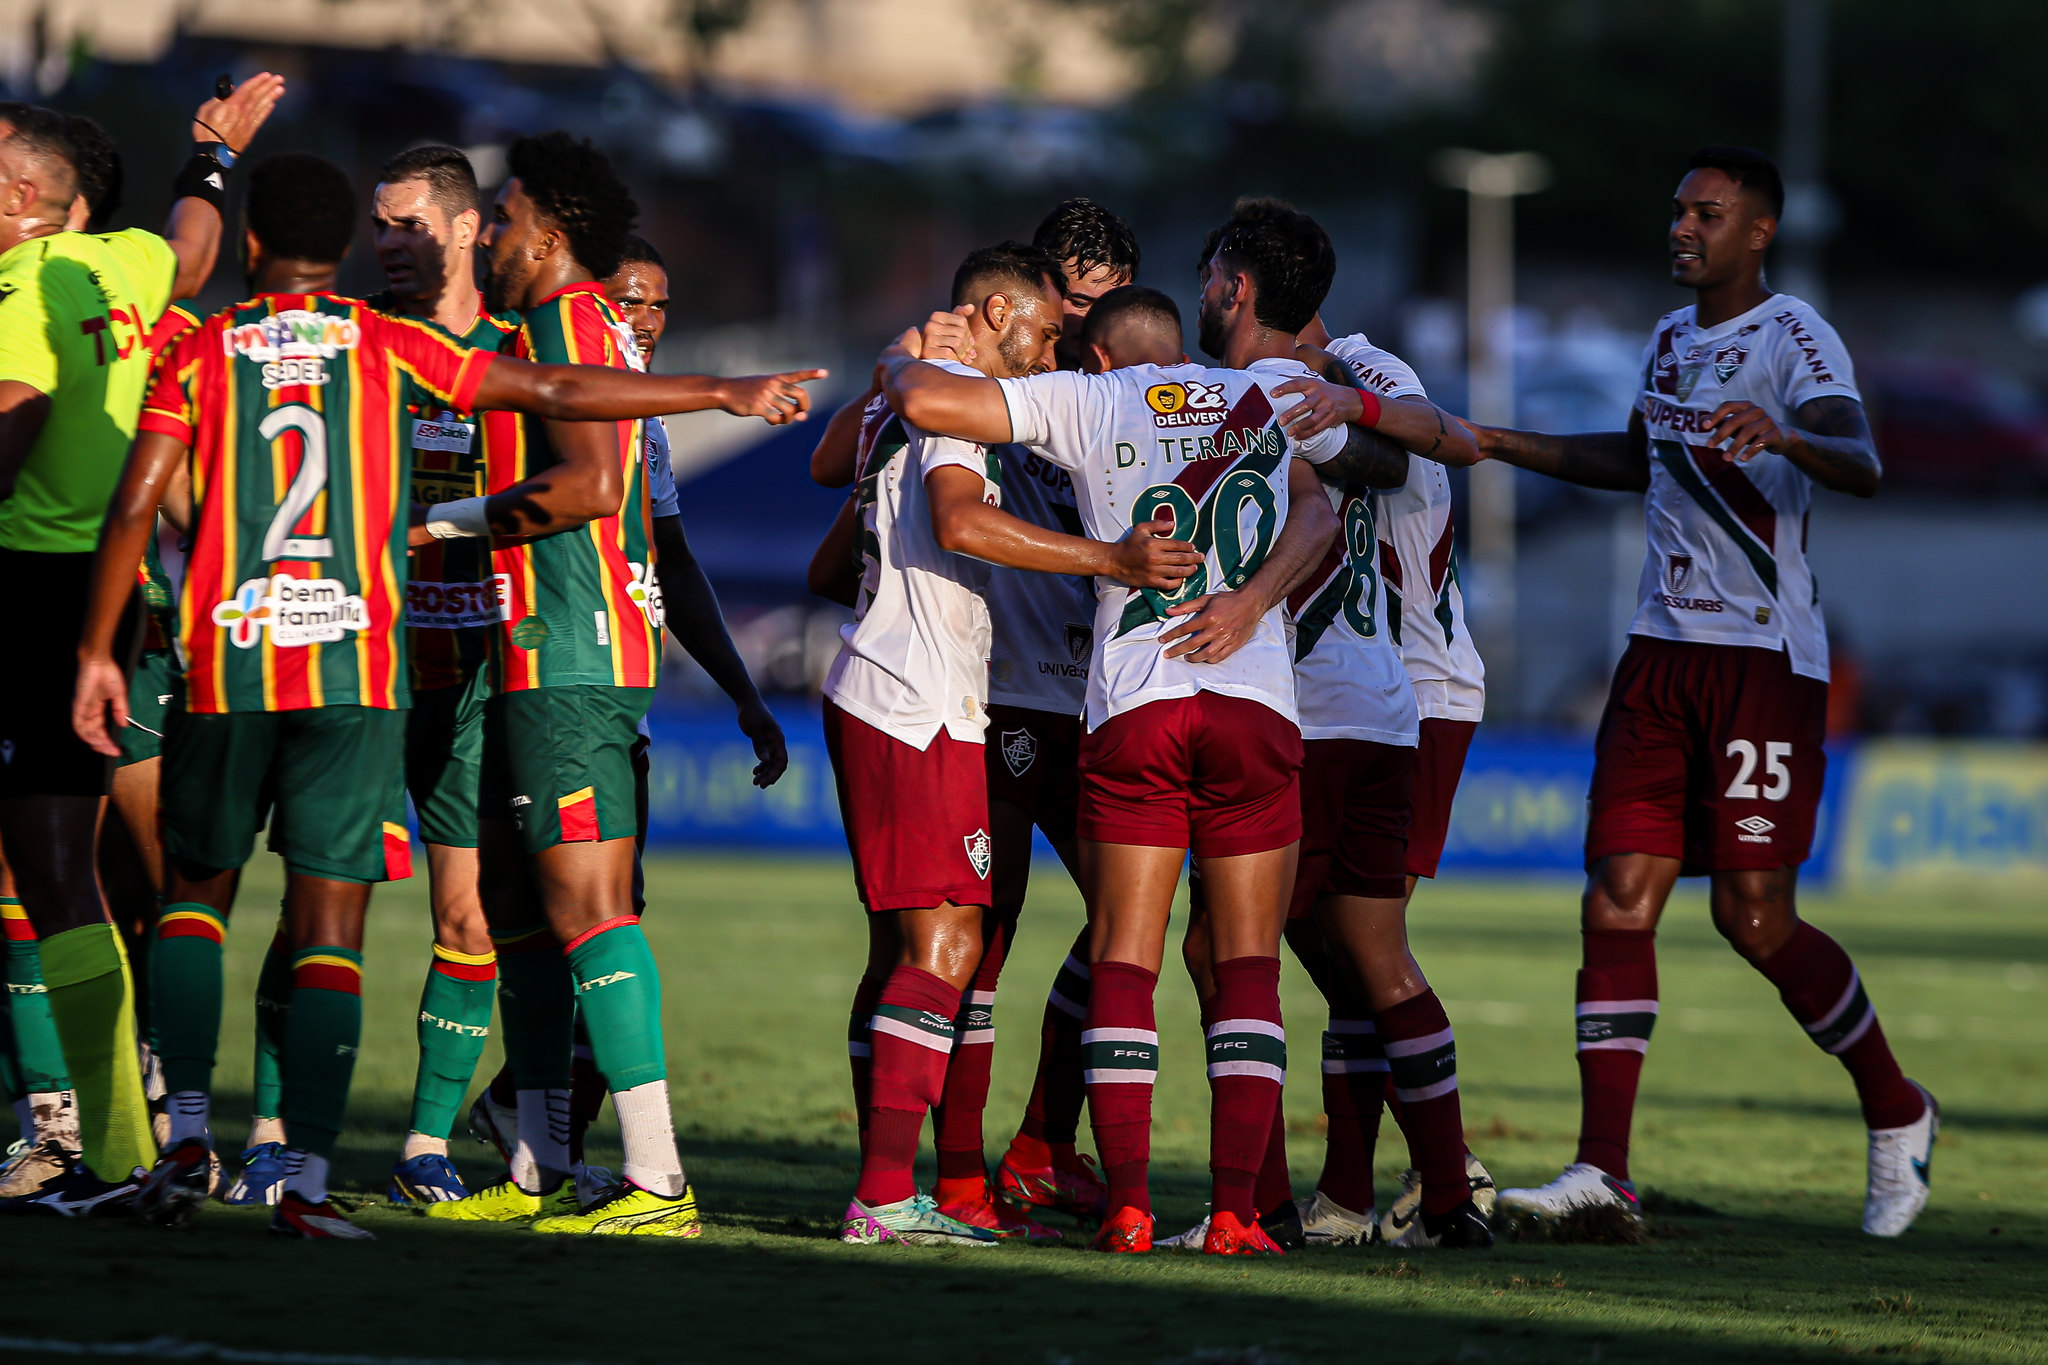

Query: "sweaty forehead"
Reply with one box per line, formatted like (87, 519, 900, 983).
(373, 181, 438, 220)
(1062, 260, 1128, 297)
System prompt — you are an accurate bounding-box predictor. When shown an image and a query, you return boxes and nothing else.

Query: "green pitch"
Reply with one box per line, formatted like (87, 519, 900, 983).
(5, 856, 2043, 1364)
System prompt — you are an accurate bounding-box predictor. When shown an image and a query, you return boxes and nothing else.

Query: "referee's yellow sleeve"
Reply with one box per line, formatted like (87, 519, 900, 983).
(0, 260, 57, 395)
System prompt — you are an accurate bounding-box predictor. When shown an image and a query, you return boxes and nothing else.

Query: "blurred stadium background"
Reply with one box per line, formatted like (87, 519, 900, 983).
(15, 0, 2042, 890)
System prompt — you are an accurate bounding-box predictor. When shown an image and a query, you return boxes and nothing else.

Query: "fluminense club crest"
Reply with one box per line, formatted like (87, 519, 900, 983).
(1666, 553, 1693, 595)
(963, 828, 993, 879)
(1000, 728, 1037, 777)
(1064, 622, 1093, 665)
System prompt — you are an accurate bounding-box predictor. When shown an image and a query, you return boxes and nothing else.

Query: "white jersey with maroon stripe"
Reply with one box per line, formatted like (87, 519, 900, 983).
(822, 369, 999, 750)
(997, 359, 1347, 732)
(984, 444, 1093, 716)
(1287, 481, 1418, 746)
(1326, 333, 1485, 722)
(1632, 294, 1857, 682)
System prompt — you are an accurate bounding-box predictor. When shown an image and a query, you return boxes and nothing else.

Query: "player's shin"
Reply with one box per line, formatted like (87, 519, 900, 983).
(933, 914, 1011, 1198)
(1755, 922, 1924, 1129)
(1319, 1016, 1388, 1214)
(3, 899, 78, 1151)
(1012, 927, 1090, 1171)
(845, 972, 883, 1157)
(495, 924, 575, 1187)
(151, 904, 229, 1145)
(1083, 960, 1159, 1216)
(1206, 956, 1286, 1224)
(280, 946, 364, 1193)
(1573, 928, 1658, 1181)
(37, 923, 156, 1181)
(250, 924, 292, 1142)
(565, 917, 685, 1196)
(1379, 989, 1466, 1216)
(408, 944, 496, 1150)
(858, 965, 960, 1206)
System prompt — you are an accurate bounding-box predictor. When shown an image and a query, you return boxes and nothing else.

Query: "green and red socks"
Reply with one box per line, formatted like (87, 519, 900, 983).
(1317, 1015, 1389, 1215)
(856, 965, 959, 1207)
(1756, 921, 1925, 1130)
(281, 946, 363, 1166)
(1206, 956, 1286, 1225)
(406, 943, 496, 1150)
(2, 897, 77, 1151)
(1380, 988, 1467, 1216)
(566, 916, 685, 1197)
(1083, 960, 1158, 1217)
(152, 903, 230, 1145)
(933, 914, 1012, 1195)
(1573, 927, 1658, 1181)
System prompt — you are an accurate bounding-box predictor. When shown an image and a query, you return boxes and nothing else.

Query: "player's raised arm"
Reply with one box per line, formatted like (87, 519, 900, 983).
(163, 73, 287, 299)
(1707, 393, 1880, 497)
(926, 464, 1199, 590)
(1158, 457, 1339, 664)
(879, 336, 1016, 446)
(1471, 409, 1652, 492)
(73, 429, 187, 754)
(469, 357, 828, 427)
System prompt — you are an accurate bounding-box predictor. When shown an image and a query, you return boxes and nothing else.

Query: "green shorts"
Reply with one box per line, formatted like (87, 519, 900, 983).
(117, 648, 182, 768)
(162, 705, 411, 884)
(480, 685, 652, 855)
(406, 667, 489, 849)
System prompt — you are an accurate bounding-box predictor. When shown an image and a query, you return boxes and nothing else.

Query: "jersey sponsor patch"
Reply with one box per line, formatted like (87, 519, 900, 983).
(211, 573, 368, 649)
(223, 310, 362, 390)
(411, 415, 474, 453)
(405, 578, 503, 630)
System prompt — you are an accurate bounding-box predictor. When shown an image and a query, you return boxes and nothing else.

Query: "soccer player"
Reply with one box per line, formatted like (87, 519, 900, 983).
(70, 150, 825, 1238)
(0, 82, 281, 1215)
(1474, 147, 1933, 1238)
(422, 131, 820, 1237)
(827, 243, 1199, 1247)
(883, 201, 1457, 1254)
(361, 144, 519, 1207)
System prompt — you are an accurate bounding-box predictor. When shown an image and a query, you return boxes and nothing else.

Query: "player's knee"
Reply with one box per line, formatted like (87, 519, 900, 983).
(1711, 896, 1797, 963)
(1582, 875, 1658, 933)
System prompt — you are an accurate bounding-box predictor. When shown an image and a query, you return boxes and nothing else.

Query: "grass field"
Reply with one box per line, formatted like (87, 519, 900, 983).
(4, 854, 2044, 1364)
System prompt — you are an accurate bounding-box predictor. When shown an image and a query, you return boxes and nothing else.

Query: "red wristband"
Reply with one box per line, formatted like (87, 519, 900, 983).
(1355, 387, 1383, 428)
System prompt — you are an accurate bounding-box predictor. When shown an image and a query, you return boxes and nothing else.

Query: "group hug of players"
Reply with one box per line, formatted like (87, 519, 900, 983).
(0, 74, 1937, 1253)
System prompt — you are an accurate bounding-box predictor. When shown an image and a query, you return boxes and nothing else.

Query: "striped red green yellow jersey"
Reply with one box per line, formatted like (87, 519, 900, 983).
(138, 303, 201, 650)
(363, 293, 520, 693)
(481, 283, 657, 692)
(137, 292, 496, 714)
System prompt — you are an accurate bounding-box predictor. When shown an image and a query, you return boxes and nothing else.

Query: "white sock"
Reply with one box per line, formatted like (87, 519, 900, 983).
(167, 1091, 210, 1146)
(612, 1080, 685, 1198)
(30, 1090, 79, 1148)
(511, 1088, 571, 1192)
(249, 1115, 287, 1147)
(282, 1149, 329, 1203)
(401, 1132, 449, 1160)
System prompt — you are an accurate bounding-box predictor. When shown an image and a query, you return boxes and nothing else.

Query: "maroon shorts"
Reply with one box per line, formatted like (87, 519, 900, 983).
(1078, 692, 1303, 858)
(1290, 738, 1415, 916)
(985, 703, 1081, 844)
(1586, 636, 1827, 874)
(1406, 717, 1477, 879)
(823, 701, 993, 911)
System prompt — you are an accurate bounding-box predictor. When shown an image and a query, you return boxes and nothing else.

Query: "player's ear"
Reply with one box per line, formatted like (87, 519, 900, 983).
(453, 207, 480, 251)
(1751, 213, 1777, 254)
(983, 291, 1010, 332)
(1085, 340, 1112, 375)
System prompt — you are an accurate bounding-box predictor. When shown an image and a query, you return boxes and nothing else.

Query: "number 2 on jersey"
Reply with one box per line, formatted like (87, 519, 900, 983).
(1724, 739, 1792, 801)
(259, 404, 335, 562)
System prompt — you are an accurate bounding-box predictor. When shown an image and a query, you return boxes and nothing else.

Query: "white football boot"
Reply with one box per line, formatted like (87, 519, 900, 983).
(1296, 1189, 1377, 1246)
(1863, 1082, 1937, 1238)
(1381, 1153, 1499, 1246)
(1155, 1210, 1210, 1250)
(1492, 1162, 1641, 1234)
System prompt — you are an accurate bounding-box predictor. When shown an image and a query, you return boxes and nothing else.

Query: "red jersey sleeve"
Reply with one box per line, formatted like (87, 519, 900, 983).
(136, 323, 203, 444)
(372, 310, 498, 414)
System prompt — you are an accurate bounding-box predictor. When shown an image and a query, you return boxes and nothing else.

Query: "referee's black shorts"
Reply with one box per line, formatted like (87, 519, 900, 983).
(0, 546, 140, 800)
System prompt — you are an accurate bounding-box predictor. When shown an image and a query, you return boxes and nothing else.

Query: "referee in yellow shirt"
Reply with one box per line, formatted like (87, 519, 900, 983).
(0, 81, 280, 1213)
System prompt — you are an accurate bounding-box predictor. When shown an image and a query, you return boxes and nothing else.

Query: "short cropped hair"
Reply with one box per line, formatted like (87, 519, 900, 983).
(505, 131, 638, 280)
(0, 102, 78, 205)
(950, 240, 1065, 309)
(245, 153, 357, 264)
(64, 114, 122, 229)
(615, 233, 665, 273)
(1081, 284, 1181, 349)
(378, 144, 479, 221)
(1033, 197, 1140, 283)
(1687, 145, 1785, 219)
(1206, 197, 1335, 336)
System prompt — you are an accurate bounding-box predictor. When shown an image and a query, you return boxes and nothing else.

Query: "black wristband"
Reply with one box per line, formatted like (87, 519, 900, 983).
(171, 153, 228, 213)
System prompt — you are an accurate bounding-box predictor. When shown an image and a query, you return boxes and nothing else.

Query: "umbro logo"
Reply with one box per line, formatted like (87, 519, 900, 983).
(577, 970, 638, 992)
(1735, 815, 1775, 844)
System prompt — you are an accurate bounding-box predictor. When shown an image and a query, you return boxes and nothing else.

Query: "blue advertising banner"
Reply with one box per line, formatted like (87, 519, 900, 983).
(637, 701, 1862, 880)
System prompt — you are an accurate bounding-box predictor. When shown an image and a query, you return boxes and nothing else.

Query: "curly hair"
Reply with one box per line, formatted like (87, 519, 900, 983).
(1207, 197, 1334, 336)
(1033, 197, 1140, 284)
(64, 114, 122, 230)
(245, 153, 356, 265)
(506, 131, 638, 280)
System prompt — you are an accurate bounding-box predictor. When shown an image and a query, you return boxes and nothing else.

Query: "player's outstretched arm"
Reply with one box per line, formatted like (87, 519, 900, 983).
(880, 338, 1015, 446)
(1159, 458, 1339, 664)
(652, 513, 788, 787)
(807, 494, 861, 608)
(471, 359, 828, 427)
(74, 431, 186, 755)
(927, 465, 1198, 590)
(1708, 394, 1880, 497)
(1471, 408, 1651, 492)
(164, 73, 286, 299)
(1274, 374, 1479, 472)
